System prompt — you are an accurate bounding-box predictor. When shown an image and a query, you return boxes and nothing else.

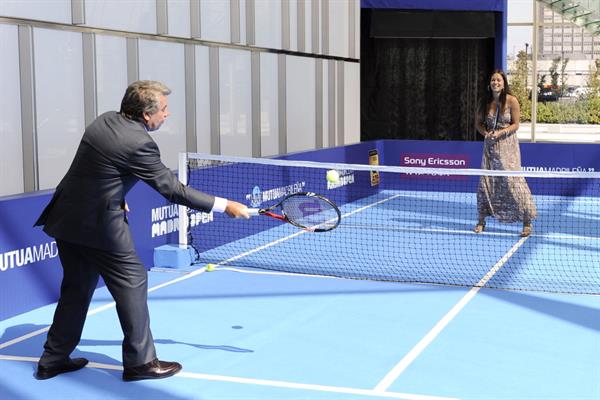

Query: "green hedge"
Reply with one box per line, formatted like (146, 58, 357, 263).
(519, 99, 600, 124)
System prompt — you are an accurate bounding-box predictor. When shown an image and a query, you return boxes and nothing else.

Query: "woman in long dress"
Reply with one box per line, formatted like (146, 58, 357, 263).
(474, 69, 536, 237)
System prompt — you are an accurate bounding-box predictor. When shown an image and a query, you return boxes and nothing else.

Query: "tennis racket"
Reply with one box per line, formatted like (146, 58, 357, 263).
(247, 192, 341, 232)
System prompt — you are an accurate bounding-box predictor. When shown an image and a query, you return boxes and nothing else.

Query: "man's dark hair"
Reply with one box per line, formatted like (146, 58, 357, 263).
(120, 80, 171, 121)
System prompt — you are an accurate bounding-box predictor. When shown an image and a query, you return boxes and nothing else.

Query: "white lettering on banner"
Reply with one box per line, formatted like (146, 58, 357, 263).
(427, 157, 466, 167)
(151, 209, 214, 238)
(403, 156, 466, 168)
(245, 182, 306, 208)
(523, 166, 596, 172)
(403, 156, 426, 167)
(151, 204, 179, 222)
(327, 170, 355, 190)
(0, 241, 58, 272)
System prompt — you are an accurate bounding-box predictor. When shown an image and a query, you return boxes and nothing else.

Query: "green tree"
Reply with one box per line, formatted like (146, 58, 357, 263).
(538, 73, 547, 91)
(560, 57, 569, 96)
(549, 57, 560, 90)
(587, 59, 600, 99)
(509, 50, 531, 121)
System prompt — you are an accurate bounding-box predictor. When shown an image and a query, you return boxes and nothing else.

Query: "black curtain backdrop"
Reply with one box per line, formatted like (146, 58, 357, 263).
(361, 10, 494, 142)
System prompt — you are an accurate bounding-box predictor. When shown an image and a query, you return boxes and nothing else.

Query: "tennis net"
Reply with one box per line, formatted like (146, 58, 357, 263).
(179, 153, 600, 294)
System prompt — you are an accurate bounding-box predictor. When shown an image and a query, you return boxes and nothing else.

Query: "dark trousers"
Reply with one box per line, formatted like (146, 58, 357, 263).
(39, 240, 156, 368)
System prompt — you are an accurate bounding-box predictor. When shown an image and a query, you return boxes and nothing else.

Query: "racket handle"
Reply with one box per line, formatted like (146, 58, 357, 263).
(247, 208, 260, 217)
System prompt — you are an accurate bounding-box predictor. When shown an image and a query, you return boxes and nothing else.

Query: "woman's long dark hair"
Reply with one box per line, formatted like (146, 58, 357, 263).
(479, 69, 510, 122)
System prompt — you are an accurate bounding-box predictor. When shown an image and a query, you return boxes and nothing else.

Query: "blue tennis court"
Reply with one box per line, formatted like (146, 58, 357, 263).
(1, 189, 599, 399)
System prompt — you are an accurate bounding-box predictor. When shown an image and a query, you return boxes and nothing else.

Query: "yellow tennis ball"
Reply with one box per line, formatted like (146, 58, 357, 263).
(326, 169, 340, 183)
(205, 264, 216, 272)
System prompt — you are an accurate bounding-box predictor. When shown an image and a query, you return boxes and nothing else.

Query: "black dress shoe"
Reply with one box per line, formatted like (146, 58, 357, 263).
(122, 359, 182, 381)
(36, 358, 89, 380)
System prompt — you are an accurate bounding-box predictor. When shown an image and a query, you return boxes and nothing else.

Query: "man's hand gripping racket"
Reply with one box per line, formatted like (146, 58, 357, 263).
(247, 192, 341, 232)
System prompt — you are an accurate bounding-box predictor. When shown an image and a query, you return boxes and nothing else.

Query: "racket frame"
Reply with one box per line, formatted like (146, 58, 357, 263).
(248, 192, 341, 232)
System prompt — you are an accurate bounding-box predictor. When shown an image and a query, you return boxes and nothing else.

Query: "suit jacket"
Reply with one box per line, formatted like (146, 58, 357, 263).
(35, 111, 215, 252)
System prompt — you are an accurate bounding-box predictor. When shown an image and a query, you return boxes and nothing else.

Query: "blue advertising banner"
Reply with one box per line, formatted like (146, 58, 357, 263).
(0, 192, 63, 319)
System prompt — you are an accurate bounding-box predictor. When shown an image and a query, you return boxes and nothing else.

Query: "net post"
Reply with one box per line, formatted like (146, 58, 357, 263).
(178, 152, 189, 249)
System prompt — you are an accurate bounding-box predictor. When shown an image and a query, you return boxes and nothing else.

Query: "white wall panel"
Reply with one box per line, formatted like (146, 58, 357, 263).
(0, 0, 71, 24)
(286, 55, 315, 153)
(259, 53, 279, 157)
(0, 24, 24, 196)
(201, 0, 230, 44)
(95, 35, 128, 116)
(219, 48, 252, 156)
(239, 0, 247, 45)
(168, 0, 191, 38)
(289, 0, 298, 52)
(34, 28, 85, 190)
(353, 0, 360, 59)
(139, 40, 186, 169)
(85, 0, 156, 34)
(304, 0, 312, 53)
(255, 0, 281, 49)
(329, 0, 349, 58)
(344, 62, 360, 145)
(195, 45, 211, 153)
(322, 59, 329, 148)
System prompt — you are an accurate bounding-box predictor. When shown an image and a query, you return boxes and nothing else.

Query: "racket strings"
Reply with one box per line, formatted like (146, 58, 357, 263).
(282, 197, 340, 230)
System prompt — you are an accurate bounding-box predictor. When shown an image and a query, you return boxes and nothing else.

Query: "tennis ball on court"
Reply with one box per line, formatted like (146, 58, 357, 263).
(326, 169, 340, 183)
(205, 264, 216, 272)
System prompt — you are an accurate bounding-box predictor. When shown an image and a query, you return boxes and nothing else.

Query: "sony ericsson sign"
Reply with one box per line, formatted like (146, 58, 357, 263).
(246, 181, 306, 208)
(401, 153, 469, 168)
(150, 204, 214, 238)
(0, 241, 58, 272)
(401, 153, 470, 180)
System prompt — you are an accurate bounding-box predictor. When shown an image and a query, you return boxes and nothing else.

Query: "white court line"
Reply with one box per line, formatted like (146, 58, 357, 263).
(177, 371, 459, 400)
(0, 327, 50, 350)
(0, 355, 457, 400)
(373, 236, 530, 393)
(340, 224, 600, 241)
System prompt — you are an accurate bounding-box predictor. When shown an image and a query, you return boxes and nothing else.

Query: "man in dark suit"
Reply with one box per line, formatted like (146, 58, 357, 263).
(34, 80, 249, 381)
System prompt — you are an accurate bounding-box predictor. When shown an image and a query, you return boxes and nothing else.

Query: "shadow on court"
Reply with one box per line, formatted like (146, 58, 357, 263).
(0, 324, 199, 400)
(0, 323, 253, 356)
(482, 290, 600, 331)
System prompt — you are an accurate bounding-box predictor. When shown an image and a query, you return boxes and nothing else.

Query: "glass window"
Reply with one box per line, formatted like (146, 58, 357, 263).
(85, 0, 157, 34)
(0, 24, 24, 196)
(0, 0, 70, 24)
(259, 53, 279, 157)
(34, 28, 85, 190)
(194, 45, 211, 153)
(201, 0, 230, 44)
(168, 0, 191, 38)
(328, 0, 349, 57)
(138, 40, 186, 169)
(95, 35, 128, 116)
(286, 55, 315, 153)
(344, 62, 360, 145)
(255, 0, 282, 49)
(219, 48, 252, 157)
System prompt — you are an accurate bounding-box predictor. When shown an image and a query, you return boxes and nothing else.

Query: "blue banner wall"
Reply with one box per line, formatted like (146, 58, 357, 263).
(0, 182, 172, 320)
(361, 0, 505, 12)
(2, 139, 600, 320)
